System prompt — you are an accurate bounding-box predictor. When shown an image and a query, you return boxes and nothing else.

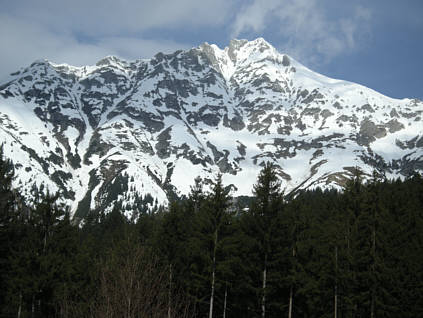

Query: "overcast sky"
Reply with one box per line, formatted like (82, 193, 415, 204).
(1, 0, 422, 100)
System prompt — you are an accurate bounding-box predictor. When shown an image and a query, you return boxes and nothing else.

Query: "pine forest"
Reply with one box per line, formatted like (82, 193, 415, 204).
(1, 147, 422, 318)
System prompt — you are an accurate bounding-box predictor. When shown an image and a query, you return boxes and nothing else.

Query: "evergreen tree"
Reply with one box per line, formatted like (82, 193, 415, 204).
(156, 200, 197, 318)
(191, 174, 232, 317)
(0, 144, 15, 217)
(0, 144, 16, 312)
(245, 162, 284, 318)
(0, 149, 422, 317)
(4, 193, 82, 317)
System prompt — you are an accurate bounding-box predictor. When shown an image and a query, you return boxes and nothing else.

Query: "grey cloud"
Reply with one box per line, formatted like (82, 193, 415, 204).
(231, 0, 372, 66)
(7, 0, 233, 36)
(96, 37, 192, 59)
(0, 14, 191, 81)
(0, 0, 238, 80)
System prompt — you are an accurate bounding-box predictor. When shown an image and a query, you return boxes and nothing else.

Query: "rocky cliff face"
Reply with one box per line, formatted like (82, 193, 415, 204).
(0, 38, 422, 218)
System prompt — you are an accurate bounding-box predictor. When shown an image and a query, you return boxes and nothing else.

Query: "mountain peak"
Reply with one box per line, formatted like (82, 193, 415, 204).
(95, 55, 126, 67)
(227, 38, 272, 51)
(228, 38, 248, 51)
(226, 38, 275, 61)
(197, 38, 282, 81)
(248, 37, 273, 48)
(29, 59, 51, 68)
(1, 38, 422, 217)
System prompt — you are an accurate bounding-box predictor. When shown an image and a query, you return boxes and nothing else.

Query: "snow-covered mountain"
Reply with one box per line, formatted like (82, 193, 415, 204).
(0, 38, 422, 218)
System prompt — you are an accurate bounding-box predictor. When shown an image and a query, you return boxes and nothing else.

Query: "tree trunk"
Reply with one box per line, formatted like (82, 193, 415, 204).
(209, 261, 216, 318)
(168, 263, 173, 318)
(371, 219, 376, 318)
(288, 246, 295, 318)
(17, 292, 22, 318)
(209, 230, 218, 318)
(261, 253, 267, 318)
(31, 295, 35, 318)
(288, 286, 293, 318)
(345, 220, 351, 317)
(223, 283, 228, 318)
(334, 246, 338, 318)
(43, 231, 47, 253)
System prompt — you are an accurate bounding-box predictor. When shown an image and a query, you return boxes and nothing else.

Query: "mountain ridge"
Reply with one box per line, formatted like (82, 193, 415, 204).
(0, 38, 422, 218)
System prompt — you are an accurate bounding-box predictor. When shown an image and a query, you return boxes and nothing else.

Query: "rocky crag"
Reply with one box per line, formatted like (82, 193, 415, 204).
(0, 38, 422, 218)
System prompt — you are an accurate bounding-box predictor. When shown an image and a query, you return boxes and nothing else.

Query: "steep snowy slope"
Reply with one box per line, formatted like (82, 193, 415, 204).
(0, 38, 422, 218)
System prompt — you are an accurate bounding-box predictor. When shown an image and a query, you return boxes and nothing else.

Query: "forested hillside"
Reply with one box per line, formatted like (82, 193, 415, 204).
(1, 147, 422, 318)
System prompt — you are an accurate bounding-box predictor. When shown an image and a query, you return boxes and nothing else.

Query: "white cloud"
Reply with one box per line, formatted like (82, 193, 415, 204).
(231, 0, 277, 36)
(0, 14, 192, 81)
(0, 0, 375, 80)
(355, 5, 372, 21)
(96, 37, 192, 60)
(0, 0, 237, 80)
(231, 0, 372, 65)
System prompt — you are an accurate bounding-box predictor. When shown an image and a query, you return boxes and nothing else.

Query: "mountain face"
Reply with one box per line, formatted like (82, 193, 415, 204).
(0, 38, 422, 218)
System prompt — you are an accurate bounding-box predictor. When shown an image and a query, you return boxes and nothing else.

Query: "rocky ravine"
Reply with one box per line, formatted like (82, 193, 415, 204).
(0, 38, 422, 218)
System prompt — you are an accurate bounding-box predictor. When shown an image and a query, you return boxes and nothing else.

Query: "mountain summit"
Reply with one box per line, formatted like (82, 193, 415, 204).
(0, 38, 422, 218)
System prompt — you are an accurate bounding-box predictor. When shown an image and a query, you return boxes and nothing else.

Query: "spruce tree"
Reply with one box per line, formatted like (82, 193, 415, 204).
(247, 162, 284, 318)
(190, 174, 231, 317)
(206, 174, 231, 318)
(0, 144, 15, 313)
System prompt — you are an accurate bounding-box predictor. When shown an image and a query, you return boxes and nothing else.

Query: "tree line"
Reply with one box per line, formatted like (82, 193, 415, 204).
(1, 147, 422, 317)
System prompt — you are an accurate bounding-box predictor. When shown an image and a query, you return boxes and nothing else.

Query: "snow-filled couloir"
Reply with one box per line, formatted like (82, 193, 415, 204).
(0, 38, 422, 218)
